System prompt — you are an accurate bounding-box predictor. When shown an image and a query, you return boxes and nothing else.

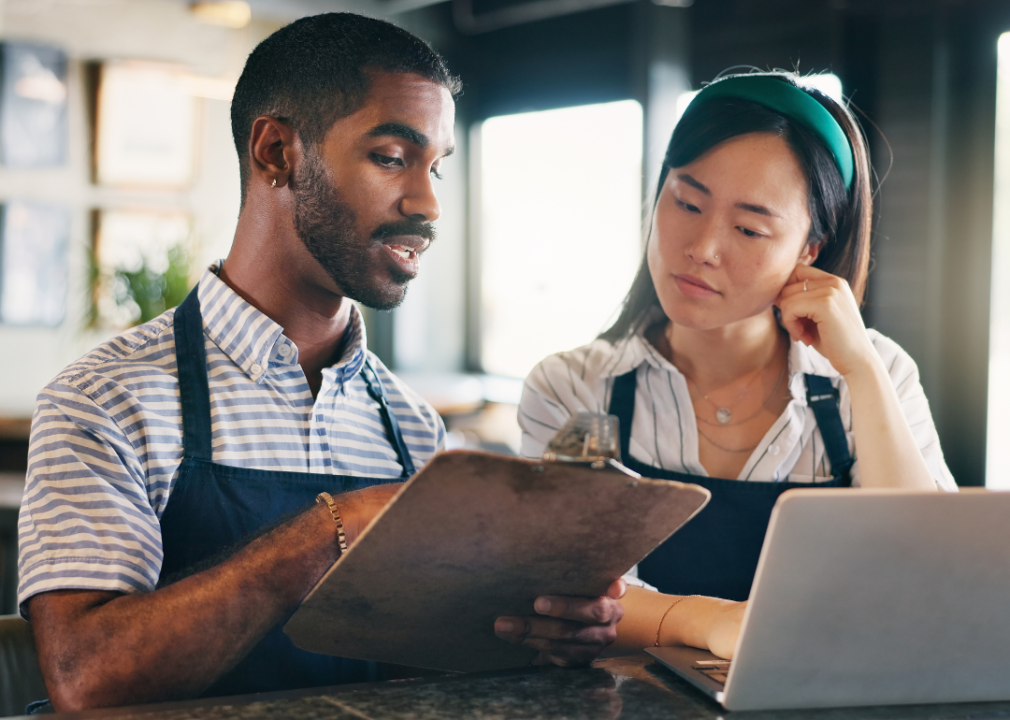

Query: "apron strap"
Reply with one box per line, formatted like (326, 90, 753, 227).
(174, 287, 214, 462)
(608, 369, 639, 463)
(804, 374, 853, 483)
(360, 360, 417, 478)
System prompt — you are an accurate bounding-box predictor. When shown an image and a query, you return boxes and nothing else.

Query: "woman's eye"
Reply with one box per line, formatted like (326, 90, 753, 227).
(737, 226, 765, 238)
(676, 200, 700, 213)
(430, 167, 443, 180)
(372, 153, 403, 167)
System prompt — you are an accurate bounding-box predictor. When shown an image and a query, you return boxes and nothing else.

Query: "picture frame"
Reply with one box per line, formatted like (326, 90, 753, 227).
(0, 41, 68, 167)
(91, 208, 192, 329)
(0, 200, 71, 327)
(93, 61, 199, 188)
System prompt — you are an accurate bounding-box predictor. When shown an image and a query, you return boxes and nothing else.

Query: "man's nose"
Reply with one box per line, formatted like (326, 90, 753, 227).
(399, 170, 441, 222)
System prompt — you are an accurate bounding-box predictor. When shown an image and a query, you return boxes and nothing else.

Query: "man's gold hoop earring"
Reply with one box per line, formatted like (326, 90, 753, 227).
(271, 178, 277, 188)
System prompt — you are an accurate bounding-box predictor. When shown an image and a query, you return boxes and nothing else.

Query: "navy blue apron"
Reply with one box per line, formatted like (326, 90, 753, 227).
(157, 287, 417, 698)
(609, 369, 852, 602)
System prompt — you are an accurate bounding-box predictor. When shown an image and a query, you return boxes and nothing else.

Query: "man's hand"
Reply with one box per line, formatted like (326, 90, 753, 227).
(493, 578, 626, 667)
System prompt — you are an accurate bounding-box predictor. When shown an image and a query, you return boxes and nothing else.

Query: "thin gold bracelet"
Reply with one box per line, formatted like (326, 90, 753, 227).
(654, 595, 695, 647)
(316, 492, 348, 554)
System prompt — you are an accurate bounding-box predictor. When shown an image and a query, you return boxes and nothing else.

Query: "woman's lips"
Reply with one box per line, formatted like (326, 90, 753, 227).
(673, 274, 719, 298)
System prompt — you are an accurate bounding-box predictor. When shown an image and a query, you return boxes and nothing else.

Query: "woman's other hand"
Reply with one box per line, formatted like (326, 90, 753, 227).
(776, 264, 878, 379)
(705, 600, 746, 659)
(493, 578, 626, 667)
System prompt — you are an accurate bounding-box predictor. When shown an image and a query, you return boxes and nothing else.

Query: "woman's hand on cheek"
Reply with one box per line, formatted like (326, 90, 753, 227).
(775, 264, 878, 378)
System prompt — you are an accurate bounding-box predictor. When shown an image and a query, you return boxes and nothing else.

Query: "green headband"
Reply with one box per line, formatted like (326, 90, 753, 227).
(688, 75, 854, 190)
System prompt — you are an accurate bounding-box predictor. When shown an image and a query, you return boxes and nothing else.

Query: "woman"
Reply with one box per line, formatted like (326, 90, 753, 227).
(517, 72, 956, 659)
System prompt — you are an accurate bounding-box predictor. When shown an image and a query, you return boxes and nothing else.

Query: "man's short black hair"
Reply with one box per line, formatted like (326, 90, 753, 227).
(231, 12, 461, 202)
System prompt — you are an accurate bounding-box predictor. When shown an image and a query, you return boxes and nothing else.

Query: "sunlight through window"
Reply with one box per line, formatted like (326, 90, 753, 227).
(986, 34, 1010, 488)
(478, 100, 643, 379)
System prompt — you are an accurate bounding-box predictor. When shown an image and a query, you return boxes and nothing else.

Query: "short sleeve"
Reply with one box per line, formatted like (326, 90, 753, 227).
(850, 332, 957, 491)
(622, 563, 657, 591)
(518, 349, 611, 459)
(17, 381, 164, 616)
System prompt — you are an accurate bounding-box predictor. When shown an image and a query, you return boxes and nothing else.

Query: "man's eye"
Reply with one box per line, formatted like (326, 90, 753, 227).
(372, 153, 403, 167)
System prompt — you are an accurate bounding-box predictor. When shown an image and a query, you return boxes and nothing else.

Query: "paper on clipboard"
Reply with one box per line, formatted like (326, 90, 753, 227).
(285, 450, 709, 672)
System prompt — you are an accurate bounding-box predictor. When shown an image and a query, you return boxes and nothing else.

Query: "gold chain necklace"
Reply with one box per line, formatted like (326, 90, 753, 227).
(687, 363, 766, 424)
(696, 426, 758, 454)
(695, 360, 788, 427)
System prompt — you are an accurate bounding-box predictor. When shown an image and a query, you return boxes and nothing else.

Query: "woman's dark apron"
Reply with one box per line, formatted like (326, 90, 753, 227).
(609, 369, 852, 601)
(157, 288, 417, 698)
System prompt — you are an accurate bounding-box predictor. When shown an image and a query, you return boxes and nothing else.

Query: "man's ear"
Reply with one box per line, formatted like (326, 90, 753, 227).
(248, 116, 300, 189)
(799, 237, 825, 266)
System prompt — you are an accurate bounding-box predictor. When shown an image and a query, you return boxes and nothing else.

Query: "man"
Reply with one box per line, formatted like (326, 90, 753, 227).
(17, 13, 623, 712)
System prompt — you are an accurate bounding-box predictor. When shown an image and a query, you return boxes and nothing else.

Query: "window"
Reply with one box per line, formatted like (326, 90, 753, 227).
(478, 100, 643, 379)
(987, 34, 1010, 488)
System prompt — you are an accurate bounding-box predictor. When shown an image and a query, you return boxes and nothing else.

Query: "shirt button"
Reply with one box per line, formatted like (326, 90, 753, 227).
(769, 445, 781, 456)
(279, 344, 291, 357)
(251, 363, 263, 376)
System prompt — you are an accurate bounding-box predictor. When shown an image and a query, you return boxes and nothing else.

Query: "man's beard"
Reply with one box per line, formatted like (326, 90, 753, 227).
(292, 151, 435, 311)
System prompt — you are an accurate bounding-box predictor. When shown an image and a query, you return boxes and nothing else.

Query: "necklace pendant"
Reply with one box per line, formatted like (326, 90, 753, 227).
(716, 408, 732, 424)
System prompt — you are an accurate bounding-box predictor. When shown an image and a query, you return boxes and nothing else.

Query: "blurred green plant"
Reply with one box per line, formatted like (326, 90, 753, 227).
(88, 243, 192, 328)
(113, 244, 191, 325)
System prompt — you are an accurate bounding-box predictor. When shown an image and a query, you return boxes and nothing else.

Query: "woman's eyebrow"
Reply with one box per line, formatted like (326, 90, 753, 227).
(676, 173, 710, 194)
(735, 202, 782, 218)
(678, 172, 782, 218)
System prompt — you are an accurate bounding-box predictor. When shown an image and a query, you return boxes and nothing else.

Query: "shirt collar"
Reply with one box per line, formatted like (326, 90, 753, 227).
(195, 265, 369, 383)
(601, 309, 843, 406)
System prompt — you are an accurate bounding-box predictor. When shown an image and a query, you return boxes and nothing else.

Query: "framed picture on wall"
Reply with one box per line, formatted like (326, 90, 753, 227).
(0, 42, 68, 167)
(94, 61, 199, 188)
(0, 200, 71, 326)
(91, 208, 193, 329)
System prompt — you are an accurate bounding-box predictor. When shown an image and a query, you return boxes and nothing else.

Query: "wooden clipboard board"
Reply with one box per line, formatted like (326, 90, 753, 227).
(285, 450, 710, 672)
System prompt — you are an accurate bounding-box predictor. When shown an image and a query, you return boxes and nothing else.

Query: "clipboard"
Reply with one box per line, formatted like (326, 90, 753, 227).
(285, 450, 710, 672)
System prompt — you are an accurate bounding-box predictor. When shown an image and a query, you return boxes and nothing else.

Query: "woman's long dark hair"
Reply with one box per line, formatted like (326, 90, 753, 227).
(600, 73, 873, 343)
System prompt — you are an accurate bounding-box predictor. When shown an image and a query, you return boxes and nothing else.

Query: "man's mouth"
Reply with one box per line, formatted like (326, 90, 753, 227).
(382, 239, 427, 277)
(388, 244, 418, 260)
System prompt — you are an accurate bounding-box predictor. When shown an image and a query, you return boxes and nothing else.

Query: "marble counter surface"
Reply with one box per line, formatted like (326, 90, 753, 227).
(31, 654, 1010, 720)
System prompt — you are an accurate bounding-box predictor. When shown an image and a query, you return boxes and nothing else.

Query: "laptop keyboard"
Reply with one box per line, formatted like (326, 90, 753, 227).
(692, 659, 732, 685)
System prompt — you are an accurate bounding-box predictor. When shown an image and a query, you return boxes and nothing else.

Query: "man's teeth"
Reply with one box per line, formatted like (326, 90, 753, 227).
(390, 246, 413, 260)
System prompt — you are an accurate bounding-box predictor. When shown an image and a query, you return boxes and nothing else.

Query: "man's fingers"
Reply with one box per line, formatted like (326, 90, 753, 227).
(495, 615, 618, 646)
(494, 616, 530, 643)
(606, 578, 627, 599)
(533, 595, 624, 625)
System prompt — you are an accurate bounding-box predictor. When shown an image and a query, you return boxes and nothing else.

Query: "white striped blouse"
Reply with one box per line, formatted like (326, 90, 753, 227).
(519, 326, 957, 491)
(17, 266, 445, 612)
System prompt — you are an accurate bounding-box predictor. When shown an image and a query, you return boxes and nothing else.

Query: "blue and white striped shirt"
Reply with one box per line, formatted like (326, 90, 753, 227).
(17, 267, 445, 612)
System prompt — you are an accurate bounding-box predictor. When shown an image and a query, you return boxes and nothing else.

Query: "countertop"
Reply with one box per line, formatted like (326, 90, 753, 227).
(26, 654, 1010, 720)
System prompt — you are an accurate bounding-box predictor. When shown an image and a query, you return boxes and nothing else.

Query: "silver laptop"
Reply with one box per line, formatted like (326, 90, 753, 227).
(647, 488, 1010, 711)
